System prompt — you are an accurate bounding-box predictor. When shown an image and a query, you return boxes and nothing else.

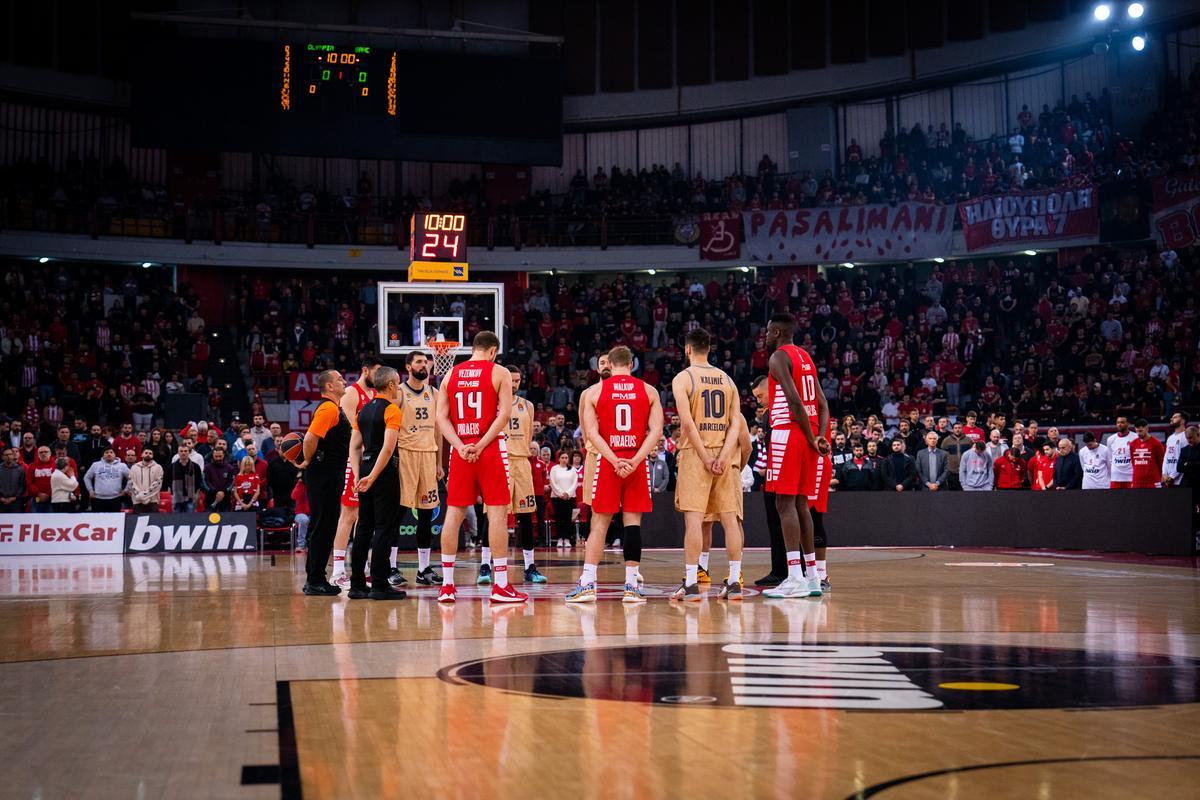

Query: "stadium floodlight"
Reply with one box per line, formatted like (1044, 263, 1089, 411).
(1127, 2, 1144, 19)
(841, 262, 855, 268)
(38, 256, 49, 263)
(1093, 3, 1112, 21)
(647, 269, 656, 275)
(1131, 34, 1146, 51)
(933, 257, 945, 263)
(1024, 250, 1037, 256)
(739, 266, 750, 273)
(141, 261, 153, 268)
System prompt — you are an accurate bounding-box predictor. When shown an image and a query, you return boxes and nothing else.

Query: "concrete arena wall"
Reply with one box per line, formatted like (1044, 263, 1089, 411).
(639, 490, 1194, 556)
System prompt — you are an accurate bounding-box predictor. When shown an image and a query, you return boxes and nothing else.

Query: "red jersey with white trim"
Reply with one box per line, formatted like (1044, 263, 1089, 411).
(349, 381, 374, 414)
(595, 374, 651, 457)
(768, 344, 820, 436)
(444, 360, 500, 445)
(1130, 436, 1165, 488)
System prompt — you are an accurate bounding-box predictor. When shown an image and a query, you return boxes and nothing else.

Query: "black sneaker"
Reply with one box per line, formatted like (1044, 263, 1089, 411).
(368, 586, 407, 600)
(388, 568, 408, 587)
(754, 573, 785, 587)
(416, 566, 443, 585)
(302, 582, 341, 596)
(347, 586, 370, 600)
(670, 581, 702, 602)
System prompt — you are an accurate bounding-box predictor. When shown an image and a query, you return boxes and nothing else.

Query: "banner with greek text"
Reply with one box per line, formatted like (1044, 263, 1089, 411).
(958, 188, 1098, 252)
(743, 203, 954, 264)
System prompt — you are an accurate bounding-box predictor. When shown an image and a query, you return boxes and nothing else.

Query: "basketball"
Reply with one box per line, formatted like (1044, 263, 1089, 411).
(279, 431, 304, 464)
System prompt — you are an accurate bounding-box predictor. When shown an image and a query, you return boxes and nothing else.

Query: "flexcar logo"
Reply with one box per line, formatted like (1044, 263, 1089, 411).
(0, 513, 125, 555)
(124, 513, 258, 553)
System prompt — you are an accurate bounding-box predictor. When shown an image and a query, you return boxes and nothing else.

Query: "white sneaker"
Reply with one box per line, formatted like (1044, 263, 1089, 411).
(806, 573, 823, 597)
(332, 573, 351, 589)
(763, 575, 809, 598)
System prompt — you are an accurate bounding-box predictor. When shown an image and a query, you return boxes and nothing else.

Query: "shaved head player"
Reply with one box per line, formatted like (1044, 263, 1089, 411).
(763, 313, 830, 599)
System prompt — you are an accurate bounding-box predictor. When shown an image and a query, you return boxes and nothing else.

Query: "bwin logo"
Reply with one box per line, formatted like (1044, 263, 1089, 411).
(128, 515, 253, 552)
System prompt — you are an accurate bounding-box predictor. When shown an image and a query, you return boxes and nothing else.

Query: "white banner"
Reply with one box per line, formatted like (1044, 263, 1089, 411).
(289, 399, 321, 430)
(743, 203, 955, 264)
(0, 514, 125, 556)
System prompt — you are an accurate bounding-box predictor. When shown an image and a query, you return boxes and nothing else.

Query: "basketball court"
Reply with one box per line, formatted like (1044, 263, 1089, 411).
(1, 546, 1196, 799)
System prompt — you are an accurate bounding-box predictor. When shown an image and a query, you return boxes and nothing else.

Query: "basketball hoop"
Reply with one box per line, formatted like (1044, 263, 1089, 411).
(428, 340, 460, 376)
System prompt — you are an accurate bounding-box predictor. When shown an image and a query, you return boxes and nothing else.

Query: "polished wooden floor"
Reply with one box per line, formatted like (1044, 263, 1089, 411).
(0, 546, 1198, 800)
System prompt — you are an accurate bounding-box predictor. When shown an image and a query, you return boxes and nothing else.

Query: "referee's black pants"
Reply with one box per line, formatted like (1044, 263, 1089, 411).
(351, 465, 400, 589)
(764, 490, 787, 577)
(304, 462, 344, 585)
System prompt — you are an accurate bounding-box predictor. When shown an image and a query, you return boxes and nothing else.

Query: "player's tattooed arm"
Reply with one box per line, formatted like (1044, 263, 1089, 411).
(474, 364, 513, 454)
(435, 376, 473, 462)
(768, 350, 818, 452)
(672, 371, 713, 469)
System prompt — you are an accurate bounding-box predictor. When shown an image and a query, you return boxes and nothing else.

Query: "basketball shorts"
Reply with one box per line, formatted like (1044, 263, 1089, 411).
(808, 453, 832, 513)
(591, 455, 653, 515)
(509, 456, 537, 514)
(399, 450, 440, 510)
(582, 449, 599, 506)
(766, 425, 822, 499)
(675, 447, 741, 515)
(340, 461, 359, 508)
(447, 439, 510, 507)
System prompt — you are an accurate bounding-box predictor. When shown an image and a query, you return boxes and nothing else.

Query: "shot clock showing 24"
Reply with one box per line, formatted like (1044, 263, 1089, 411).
(408, 213, 470, 282)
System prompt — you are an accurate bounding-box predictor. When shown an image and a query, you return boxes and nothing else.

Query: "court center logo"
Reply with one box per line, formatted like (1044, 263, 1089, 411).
(441, 643, 1200, 711)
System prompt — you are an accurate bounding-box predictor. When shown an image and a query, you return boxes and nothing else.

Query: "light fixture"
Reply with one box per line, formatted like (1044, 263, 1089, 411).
(1024, 250, 1037, 256)
(933, 257, 945, 264)
(1131, 34, 1146, 51)
(739, 266, 750, 273)
(1093, 3, 1112, 21)
(38, 257, 49, 264)
(647, 269, 656, 275)
(141, 262, 152, 268)
(1127, 2, 1144, 19)
(841, 262, 855, 268)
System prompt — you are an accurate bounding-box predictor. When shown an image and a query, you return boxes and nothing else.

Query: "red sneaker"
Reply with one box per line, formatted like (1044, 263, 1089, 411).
(437, 584, 457, 603)
(490, 583, 528, 604)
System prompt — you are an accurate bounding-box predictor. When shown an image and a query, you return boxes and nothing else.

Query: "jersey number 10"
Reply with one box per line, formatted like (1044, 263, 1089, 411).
(700, 389, 726, 419)
(800, 375, 816, 402)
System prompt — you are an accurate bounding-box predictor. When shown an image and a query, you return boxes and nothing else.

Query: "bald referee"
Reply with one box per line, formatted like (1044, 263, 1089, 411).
(298, 370, 350, 595)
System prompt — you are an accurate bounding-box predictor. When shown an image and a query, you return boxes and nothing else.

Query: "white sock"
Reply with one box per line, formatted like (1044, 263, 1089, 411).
(786, 551, 803, 580)
(698, 552, 710, 571)
(685, 564, 698, 586)
(817, 559, 827, 580)
(441, 554, 455, 586)
(494, 558, 509, 587)
(523, 549, 535, 569)
(625, 566, 639, 585)
(481, 546, 491, 566)
(332, 550, 347, 575)
(580, 563, 598, 586)
(804, 553, 817, 580)
(418, 548, 431, 572)
(728, 560, 741, 584)
(389, 547, 398, 569)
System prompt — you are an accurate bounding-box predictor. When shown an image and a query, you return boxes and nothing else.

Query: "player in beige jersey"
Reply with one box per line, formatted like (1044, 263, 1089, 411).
(393, 351, 444, 586)
(580, 353, 611, 508)
(506, 365, 547, 583)
(696, 410, 751, 586)
(670, 328, 744, 601)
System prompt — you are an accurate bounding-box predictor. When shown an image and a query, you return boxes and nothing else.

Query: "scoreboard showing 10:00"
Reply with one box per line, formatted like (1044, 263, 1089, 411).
(407, 213, 470, 282)
(280, 43, 397, 116)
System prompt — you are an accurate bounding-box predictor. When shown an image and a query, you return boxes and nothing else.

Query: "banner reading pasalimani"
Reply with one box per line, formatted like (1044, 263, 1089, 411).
(958, 187, 1098, 252)
(743, 203, 954, 264)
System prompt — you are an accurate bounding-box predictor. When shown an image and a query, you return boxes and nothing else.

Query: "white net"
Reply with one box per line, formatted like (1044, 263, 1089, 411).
(428, 341, 460, 376)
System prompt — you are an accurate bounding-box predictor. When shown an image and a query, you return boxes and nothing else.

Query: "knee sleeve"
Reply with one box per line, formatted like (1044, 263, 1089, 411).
(812, 509, 827, 549)
(516, 514, 535, 550)
(622, 524, 642, 564)
(415, 507, 433, 549)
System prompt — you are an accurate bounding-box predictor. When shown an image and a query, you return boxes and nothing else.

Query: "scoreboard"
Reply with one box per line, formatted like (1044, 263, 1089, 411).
(408, 213, 469, 282)
(281, 43, 395, 116)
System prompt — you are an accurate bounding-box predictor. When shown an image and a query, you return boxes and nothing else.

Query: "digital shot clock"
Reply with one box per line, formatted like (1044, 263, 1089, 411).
(408, 213, 469, 282)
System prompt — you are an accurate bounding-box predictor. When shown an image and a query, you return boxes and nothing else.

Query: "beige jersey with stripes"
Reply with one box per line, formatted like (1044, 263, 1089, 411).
(507, 397, 533, 458)
(397, 382, 438, 452)
(678, 365, 737, 450)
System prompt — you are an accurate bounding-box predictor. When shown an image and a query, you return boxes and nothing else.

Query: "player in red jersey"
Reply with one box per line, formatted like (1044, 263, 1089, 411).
(1130, 418, 1165, 489)
(566, 346, 663, 603)
(762, 313, 830, 599)
(330, 354, 382, 589)
(435, 331, 526, 604)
